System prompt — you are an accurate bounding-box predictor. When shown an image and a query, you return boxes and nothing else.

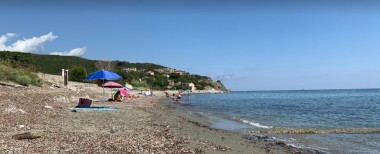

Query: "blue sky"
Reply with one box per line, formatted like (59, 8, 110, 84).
(1, 0, 380, 90)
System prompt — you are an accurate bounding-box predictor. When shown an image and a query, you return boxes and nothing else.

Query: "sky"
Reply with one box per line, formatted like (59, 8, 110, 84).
(1, 0, 380, 91)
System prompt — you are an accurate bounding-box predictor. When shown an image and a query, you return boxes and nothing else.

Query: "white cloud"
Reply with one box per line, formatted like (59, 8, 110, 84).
(0, 32, 57, 52)
(0, 33, 16, 46)
(50, 47, 87, 56)
(0, 32, 86, 57)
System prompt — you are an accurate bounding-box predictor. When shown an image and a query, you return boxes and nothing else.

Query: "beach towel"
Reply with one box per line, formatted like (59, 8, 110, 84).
(69, 106, 118, 111)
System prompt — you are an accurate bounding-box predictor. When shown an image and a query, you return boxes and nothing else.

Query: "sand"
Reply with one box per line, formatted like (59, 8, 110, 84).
(0, 84, 294, 154)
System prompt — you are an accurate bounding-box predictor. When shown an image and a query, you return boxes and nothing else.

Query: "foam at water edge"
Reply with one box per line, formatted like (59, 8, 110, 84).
(241, 119, 273, 129)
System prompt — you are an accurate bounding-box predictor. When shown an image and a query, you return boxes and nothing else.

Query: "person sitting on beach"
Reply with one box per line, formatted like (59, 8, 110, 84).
(113, 90, 124, 102)
(165, 92, 170, 97)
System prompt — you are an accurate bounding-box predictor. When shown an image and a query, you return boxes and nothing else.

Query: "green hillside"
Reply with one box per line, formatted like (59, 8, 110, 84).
(0, 51, 227, 91)
(32, 54, 97, 75)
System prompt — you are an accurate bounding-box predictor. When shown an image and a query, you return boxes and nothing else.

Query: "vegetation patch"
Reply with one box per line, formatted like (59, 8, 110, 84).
(0, 64, 42, 86)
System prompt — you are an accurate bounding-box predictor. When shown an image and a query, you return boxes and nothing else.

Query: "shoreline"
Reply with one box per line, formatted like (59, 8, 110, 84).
(0, 84, 315, 153)
(150, 97, 277, 153)
(158, 97, 323, 154)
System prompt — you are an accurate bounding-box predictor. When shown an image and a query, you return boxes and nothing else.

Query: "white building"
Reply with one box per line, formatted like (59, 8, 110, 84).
(189, 83, 196, 92)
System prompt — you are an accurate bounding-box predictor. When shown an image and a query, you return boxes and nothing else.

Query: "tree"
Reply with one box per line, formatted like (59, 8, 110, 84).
(169, 73, 180, 79)
(153, 75, 169, 88)
(69, 66, 87, 82)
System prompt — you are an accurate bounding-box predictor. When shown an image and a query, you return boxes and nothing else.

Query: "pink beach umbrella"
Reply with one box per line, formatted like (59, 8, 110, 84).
(103, 81, 123, 88)
(103, 82, 123, 99)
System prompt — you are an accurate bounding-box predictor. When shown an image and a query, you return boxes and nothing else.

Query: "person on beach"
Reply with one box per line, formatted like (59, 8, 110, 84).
(171, 93, 181, 104)
(128, 94, 140, 100)
(171, 94, 176, 103)
(176, 92, 182, 100)
(113, 90, 123, 102)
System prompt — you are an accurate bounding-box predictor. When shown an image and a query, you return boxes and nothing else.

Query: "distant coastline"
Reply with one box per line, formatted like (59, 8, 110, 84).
(236, 87, 380, 92)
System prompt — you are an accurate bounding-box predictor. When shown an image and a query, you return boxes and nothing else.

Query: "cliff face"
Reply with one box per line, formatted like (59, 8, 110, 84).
(201, 77, 228, 92)
(213, 80, 228, 92)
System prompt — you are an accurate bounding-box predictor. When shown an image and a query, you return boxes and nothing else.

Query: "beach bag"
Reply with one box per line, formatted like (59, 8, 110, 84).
(76, 98, 92, 108)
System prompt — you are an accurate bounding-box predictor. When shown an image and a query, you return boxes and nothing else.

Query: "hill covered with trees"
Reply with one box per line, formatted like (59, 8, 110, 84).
(0, 51, 227, 91)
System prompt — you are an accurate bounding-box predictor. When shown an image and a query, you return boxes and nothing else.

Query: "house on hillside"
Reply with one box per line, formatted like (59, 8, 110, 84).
(155, 68, 186, 75)
(168, 80, 175, 86)
(155, 68, 174, 73)
(146, 71, 155, 76)
(124, 68, 137, 72)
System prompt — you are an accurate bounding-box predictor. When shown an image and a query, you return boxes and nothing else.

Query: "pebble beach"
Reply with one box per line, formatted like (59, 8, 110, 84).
(0, 82, 300, 154)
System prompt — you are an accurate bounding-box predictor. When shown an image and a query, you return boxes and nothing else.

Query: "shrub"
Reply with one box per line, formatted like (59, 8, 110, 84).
(0, 65, 7, 80)
(7, 69, 24, 83)
(30, 74, 43, 86)
(69, 66, 88, 82)
(14, 75, 31, 86)
(131, 79, 149, 88)
(0, 64, 42, 86)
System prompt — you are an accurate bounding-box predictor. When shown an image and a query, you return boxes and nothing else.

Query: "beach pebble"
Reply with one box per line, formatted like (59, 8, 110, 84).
(4, 105, 26, 114)
(44, 105, 53, 109)
(4, 105, 17, 114)
(53, 96, 69, 103)
(18, 109, 26, 114)
(110, 127, 118, 133)
(64, 148, 73, 152)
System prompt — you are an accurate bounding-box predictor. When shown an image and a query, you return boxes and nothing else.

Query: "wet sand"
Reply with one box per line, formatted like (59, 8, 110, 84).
(0, 84, 298, 153)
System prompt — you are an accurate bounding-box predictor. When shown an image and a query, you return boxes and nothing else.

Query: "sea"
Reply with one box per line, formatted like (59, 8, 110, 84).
(177, 89, 380, 154)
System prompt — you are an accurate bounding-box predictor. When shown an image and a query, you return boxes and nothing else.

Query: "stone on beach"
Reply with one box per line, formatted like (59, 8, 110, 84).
(12, 132, 41, 140)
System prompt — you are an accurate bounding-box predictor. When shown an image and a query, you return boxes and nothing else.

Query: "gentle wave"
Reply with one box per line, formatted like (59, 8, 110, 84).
(242, 128, 380, 134)
(240, 119, 273, 129)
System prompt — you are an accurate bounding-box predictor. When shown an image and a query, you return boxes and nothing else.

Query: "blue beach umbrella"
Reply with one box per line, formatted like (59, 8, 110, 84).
(84, 69, 123, 101)
(84, 69, 122, 81)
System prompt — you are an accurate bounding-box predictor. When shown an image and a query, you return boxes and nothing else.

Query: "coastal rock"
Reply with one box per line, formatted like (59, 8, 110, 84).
(0, 81, 26, 88)
(12, 132, 41, 140)
(244, 135, 269, 141)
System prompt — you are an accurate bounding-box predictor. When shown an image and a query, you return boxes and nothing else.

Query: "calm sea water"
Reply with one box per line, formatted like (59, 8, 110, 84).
(178, 89, 380, 154)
